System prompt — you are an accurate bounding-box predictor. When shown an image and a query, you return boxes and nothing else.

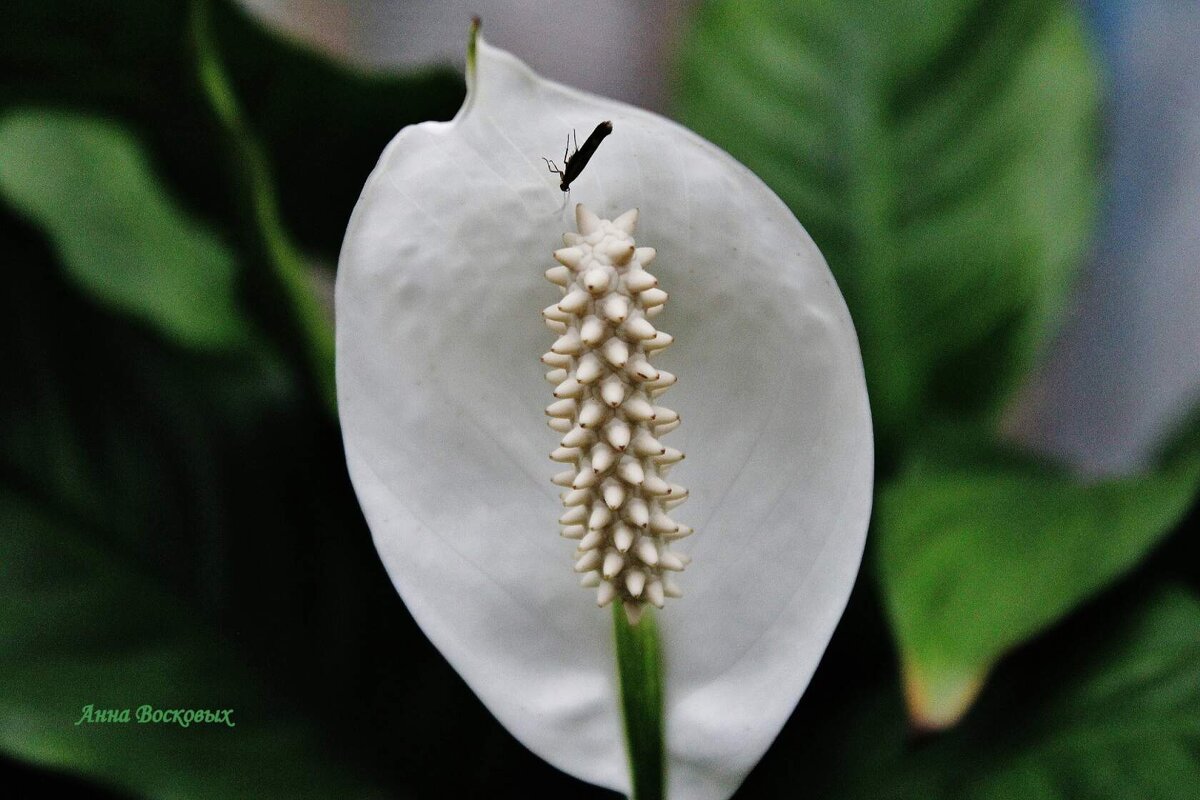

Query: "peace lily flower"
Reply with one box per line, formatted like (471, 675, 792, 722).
(545, 203, 693, 624)
(336, 23, 873, 800)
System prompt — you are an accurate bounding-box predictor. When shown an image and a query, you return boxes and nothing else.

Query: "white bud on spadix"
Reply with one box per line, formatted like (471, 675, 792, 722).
(544, 206, 691, 623)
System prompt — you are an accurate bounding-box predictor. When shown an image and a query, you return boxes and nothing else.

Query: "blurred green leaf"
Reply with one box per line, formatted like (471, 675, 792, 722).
(0, 110, 251, 350)
(195, 1, 465, 256)
(877, 424, 1200, 728)
(0, 490, 382, 800)
(0, 208, 382, 795)
(191, 0, 334, 412)
(783, 587, 1200, 800)
(4, 0, 462, 413)
(0, 0, 464, 259)
(676, 0, 1100, 448)
(677, 0, 1120, 733)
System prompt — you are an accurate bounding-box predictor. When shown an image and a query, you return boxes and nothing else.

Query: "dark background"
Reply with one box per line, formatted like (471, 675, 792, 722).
(2, 1, 1198, 798)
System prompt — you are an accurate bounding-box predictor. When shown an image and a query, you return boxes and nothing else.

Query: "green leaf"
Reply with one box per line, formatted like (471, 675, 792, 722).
(877, 424, 1200, 727)
(613, 607, 665, 800)
(793, 587, 1200, 800)
(2, 0, 462, 414)
(191, 0, 335, 412)
(195, 0, 465, 256)
(0, 0, 464, 260)
(0, 109, 251, 350)
(675, 0, 1100, 446)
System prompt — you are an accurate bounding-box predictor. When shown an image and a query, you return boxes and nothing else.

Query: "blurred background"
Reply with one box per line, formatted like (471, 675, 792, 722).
(2, 1, 1198, 798)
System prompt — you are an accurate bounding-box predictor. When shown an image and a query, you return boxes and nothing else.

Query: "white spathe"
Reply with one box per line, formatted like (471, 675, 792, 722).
(336, 34, 873, 800)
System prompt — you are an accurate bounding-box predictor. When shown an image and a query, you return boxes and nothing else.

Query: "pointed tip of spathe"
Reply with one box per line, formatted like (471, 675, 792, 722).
(465, 16, 482, 87)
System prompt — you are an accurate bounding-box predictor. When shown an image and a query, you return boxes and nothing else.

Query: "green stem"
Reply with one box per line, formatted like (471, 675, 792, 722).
(189, 0, 337, 415)
(613, 605, 666, 800)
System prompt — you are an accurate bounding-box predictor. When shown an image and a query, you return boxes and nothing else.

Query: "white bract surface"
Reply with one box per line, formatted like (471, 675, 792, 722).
(336, 34, 873, 800)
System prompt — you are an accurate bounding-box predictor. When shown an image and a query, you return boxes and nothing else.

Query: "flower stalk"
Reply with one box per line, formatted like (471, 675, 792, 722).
(613, 603, 665, 800)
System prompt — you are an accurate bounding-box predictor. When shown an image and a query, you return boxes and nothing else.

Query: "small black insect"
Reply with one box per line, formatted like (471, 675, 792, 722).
(542, 121, 613, 193)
